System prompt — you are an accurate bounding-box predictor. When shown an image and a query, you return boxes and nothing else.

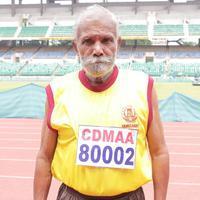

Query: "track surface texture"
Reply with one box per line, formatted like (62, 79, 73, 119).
(0, 119, 200, 200)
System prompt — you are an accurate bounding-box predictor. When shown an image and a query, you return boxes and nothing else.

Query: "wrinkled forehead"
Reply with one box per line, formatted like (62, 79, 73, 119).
(76, 18, 117, 40)
(75, 12, 118, 39)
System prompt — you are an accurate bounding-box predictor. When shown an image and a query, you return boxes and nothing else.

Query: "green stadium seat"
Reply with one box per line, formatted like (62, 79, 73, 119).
(20, 63, 56, 76)
(18, 26, 48, 37)
(0, 61, 22, 76)
(0, 27, 17, 37)
(54, 62, 80, 76)
(154, 24, 184, 36)
(188, 24, 200, 36)
(119, 25, 148, 37)
(50, 26, 73, 37)
(120, 62, 164, 77)
(169, 63, 200, 77)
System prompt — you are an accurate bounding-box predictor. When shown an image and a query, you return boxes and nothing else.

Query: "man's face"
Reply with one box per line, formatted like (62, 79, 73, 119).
(74, 18, 120, 78)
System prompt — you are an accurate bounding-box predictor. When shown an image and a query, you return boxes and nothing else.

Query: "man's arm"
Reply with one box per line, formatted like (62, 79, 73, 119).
(147, 86, 170, 200)
(33, 100, 58, 200)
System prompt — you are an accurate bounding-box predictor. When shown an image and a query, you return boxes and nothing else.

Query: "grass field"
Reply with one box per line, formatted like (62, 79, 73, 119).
(155, 82, 200, 100)
(0, 81, 200, 100)
(0, 81, 48, 92)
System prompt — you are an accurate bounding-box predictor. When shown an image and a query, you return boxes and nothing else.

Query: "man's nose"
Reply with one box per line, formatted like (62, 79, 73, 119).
(93, 42, 104, 57)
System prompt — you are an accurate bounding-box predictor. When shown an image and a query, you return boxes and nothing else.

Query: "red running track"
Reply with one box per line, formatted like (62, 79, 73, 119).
(0, 119, 200, 200)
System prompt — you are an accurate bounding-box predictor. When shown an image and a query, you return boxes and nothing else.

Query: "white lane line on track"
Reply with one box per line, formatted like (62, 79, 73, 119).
(171, 164, 200, 168)
(0, 127, 41, 130)
(167, 143, 200, 146)
(0, 159, 35, 162)
(0, 138, 40, 141)
(166, 136, 200, 139)
(0, 175, 33, 180)
(0, 147, 39, 150)
(165, 130, 200, 132)
(170, 152, 200, 155)
(0, 133, 40, 135)
(147, 181, 200, 186)
(164, 128, 200, 131)
(169, 182, 200, 186)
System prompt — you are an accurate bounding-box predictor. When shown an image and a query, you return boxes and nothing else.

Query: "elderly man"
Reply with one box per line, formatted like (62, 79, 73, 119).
(34, 5, 169, 200)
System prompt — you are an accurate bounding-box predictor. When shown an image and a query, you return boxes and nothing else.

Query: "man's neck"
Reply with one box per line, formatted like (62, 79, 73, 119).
(85, 68, 114, 86)
(78, 66, 118, 92)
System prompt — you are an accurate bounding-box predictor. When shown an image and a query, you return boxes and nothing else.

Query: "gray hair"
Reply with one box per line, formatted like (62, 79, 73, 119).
(74, 4, 119, 39)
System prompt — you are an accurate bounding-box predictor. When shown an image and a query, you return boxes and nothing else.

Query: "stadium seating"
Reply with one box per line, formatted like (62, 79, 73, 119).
(0, 59, 199, 79)
(3, 47, 200, 60)
(169, 51, 200, 58)
(0, 48, 9, 57)
(2, 47, 38, 59)
(0, 61, 23, 76)
(0, 27, 17, 37)
(66, 49, 76, 59)
(3, 50, 15, 59)
(169, 63, 200, 77)
(153, 24, 184, 36)
(54, 62, 80, 76)
(50, 26, 73, 37)
(118, 61, 164, 77)
(20, 63, 57, 76)
(150, 51, 200, 59)
(18, 26, 48, 37)
(117, 47, 133, 58)
(1, 23, 200, 39)
(0, 51, 4, 57)
(129, 62, 164, 76)
(188, 24, 200, 36)
(1, 22, 200, 39)
(155, 51, 167, 58)
(132, 51, 145, 58)
(22, 51, 36, 59)
(119, 25, 148, 37)
(34, 47, 66, 59)
(34, 51, 66, 59)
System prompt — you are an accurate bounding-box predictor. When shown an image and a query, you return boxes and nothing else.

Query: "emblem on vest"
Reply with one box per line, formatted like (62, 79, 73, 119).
(121, 105, 138, 129)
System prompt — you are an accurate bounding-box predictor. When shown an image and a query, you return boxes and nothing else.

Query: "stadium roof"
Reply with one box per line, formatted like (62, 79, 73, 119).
(0, 0, 199, 5)
(0, 0, 199, 17)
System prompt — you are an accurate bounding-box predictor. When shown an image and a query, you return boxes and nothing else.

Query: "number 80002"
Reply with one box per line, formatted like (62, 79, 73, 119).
(78, 144, 134, 166)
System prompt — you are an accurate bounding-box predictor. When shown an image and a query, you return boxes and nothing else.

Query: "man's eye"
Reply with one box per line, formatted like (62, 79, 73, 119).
(102, 38, 113, 44)
(82, 39, 93, 45)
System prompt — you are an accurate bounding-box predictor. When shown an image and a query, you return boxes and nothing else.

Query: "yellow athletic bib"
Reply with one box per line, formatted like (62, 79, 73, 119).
(46, 67, 153, 196)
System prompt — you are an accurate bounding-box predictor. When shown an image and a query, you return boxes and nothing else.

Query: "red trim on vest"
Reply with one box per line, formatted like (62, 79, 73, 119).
(147, 76, 154, 132)
(45, 85, 57, 132)
(78, 66, 119, 92)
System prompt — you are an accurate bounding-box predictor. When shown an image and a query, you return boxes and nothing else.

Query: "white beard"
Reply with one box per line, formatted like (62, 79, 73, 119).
(80, 55, 116, 77)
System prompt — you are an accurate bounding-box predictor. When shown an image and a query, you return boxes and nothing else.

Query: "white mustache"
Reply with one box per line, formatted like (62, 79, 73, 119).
(81, 56, 114, 66)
